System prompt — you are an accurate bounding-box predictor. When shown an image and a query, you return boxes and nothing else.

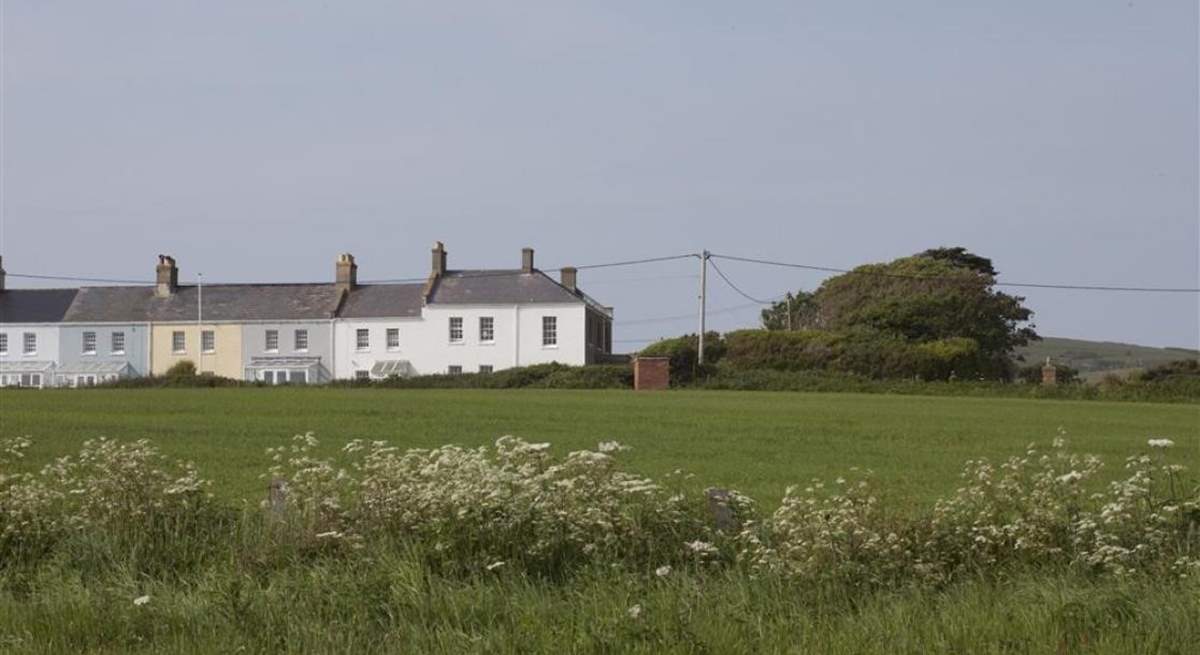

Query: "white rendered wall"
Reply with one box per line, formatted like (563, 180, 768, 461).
(0, 325, 60, 363)
(333, 304, 587, 379)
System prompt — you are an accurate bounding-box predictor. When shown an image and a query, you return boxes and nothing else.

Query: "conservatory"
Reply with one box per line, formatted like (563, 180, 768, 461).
(244, 356, 326, 385)
(54, 361, 134, 387)
(0, 360, 55, 388)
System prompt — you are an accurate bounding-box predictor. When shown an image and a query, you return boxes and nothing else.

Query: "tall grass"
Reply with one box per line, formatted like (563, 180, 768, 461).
(1, 434, 1197, 653)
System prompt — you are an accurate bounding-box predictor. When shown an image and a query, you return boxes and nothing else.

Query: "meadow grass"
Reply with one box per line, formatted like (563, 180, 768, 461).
(1, 388, 1198, 653)
(1, 387, 1196, 506)
(2, 555, 1196, 654)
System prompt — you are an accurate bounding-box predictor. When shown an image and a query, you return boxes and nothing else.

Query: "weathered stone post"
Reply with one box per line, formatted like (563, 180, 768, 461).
(705, 488, 739, 532)
(267, 478, 289, 519)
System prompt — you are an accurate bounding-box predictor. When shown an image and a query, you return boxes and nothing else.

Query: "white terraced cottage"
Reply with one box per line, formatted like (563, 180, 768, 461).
(0, 245, 614, 386)
(333, 243, 614, 379)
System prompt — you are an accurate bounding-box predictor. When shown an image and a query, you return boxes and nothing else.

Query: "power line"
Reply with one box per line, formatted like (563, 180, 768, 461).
(4, 272, 152, 285)
(709, 253, 1200, 294)
(573, 253, 698, 270)
(707, 258, 775, 304)
(6, 253, 700, 287)
(616, 300, 769, 326)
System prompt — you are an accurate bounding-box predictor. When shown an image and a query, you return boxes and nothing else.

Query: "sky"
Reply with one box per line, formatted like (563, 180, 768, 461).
(1, 1, 1197, 349)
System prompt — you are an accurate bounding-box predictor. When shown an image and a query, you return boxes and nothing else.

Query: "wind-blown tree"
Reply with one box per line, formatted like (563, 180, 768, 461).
(810, 249, 1038, 377)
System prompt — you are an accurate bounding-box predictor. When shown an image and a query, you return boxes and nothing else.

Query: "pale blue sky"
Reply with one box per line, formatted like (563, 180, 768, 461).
(2, 1, 1197, 348)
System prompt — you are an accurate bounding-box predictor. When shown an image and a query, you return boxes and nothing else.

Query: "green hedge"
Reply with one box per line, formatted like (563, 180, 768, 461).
(720, 329, 994, 381)
(694, 367, 1199, 403)
(638, 332, 724, 384)
(336, 363, 633, 390)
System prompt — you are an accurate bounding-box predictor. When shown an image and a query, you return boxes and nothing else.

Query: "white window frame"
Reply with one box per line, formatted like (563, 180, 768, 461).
(355, 328, 370, 351)
(386, 328, 400, 351)
(201, 330, 216, 354)
(355, 370, 370, 381)
(265, 329, 279, 353)
(111, 331, 125, 355)
(447, 365, 463, 375)
(542, 316, 557, 347)
(262, 369, 308, 385)
(449, 317, 464, 344)
(82, 331, 97, 355)
(294, 329, 308, 352)
(479, 364, 493, 374)
(171, 331, 185, 354)
(479, 316, 494, 343)
(1, 332, 9, 355)
(23, 332, 37, 355)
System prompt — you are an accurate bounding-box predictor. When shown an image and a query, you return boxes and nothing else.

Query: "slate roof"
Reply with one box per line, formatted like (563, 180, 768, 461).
(64, 284, 344, 322)
(3, 268, 608, 323)
(428, 270, 585, 305)
(0, 289, 78, 323)
(338, 284, 424, 318)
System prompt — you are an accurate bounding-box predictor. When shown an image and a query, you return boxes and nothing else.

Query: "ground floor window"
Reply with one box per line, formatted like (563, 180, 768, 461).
(261, 369, 308, 385)
(448, 365, 462, 375)
(479, 365, 493, 374)
(15, 373, 43, 388)
(355, 370, 370, 381)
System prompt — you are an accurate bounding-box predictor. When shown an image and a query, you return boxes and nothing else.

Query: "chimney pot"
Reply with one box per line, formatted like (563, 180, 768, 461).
(521, 247, 535, 273)
(155, 254, 179, 298)
(336, 253, 358, 294)
(560, 266, 578, 293)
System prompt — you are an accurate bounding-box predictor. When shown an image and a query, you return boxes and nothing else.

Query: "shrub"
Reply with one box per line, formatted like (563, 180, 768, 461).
(101, 372, 247, 388)
(1137, 358, 1200, 383)
(638, 333, 724, 384)
(359, 363, 632, 390)
(721, 329, 991, 381)
(164, 360, 197, 377)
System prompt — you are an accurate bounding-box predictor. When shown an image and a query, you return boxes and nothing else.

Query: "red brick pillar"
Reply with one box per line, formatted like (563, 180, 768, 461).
(634, 357, 670, 390)
(1041, 358, 1057, 386)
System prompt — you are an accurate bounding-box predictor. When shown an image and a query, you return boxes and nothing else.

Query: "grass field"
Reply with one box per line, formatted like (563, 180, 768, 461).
(1, 388, 1196, 506)
(2, 388, 1198, 653)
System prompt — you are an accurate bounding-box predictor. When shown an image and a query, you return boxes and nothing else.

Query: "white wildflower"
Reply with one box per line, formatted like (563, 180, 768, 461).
(597, 441, 626, 453)
(1056, 471, 1083, 484)
(655, 565, 671, 577)
(315, 530, 343, 539)
(1147, 438, 1174, 449)
(486, 561, 506, 571)
(133, 595, 150, 607)
(627, 604, 642, 620)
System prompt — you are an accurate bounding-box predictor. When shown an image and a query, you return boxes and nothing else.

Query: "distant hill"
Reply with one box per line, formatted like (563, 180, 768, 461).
(1016, 337, 1199, 381)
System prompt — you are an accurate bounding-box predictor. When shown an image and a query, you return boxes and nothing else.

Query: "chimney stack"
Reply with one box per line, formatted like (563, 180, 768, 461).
(521, 247, 535, 273)
(0, 255, 6, 292)
(335, 253, 357, 295)
(560, 266, 578, 293)
(431, 241, 447, 277)
(155, 255, 178, 298)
